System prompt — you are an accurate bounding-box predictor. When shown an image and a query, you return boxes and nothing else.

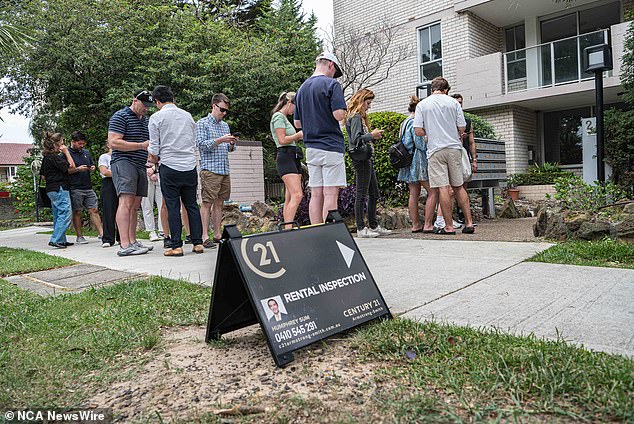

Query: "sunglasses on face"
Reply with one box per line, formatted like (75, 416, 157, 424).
(215, 104, 230, 114)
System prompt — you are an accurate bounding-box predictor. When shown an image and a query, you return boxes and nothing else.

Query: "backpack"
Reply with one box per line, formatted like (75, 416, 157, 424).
(389, 117, 414, 169)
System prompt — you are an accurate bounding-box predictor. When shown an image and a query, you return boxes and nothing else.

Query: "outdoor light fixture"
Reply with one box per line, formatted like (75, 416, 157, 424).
(416, 83, 432, 99)
(583, 43, 613, 183)
(584, 44, 613, 73)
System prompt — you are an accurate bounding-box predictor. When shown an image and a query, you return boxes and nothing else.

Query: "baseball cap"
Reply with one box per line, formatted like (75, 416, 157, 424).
(134, 90, 154, 107)
(316, 52, 343, 78)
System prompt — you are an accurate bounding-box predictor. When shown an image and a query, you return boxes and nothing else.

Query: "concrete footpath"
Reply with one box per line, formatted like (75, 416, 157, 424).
(1, 226, 633, 357)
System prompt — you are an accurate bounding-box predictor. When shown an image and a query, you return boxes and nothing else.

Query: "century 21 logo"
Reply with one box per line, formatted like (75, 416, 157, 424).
(240, 239, 286, 279)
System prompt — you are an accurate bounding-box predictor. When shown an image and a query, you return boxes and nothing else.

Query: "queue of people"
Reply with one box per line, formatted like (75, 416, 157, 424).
(39, 53, 475, 255)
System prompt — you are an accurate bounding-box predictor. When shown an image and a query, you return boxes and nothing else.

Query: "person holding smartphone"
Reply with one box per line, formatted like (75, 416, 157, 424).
(344, 89, 391, 238)
(270, 91, 304, 227)
(196, 93, 237, 248)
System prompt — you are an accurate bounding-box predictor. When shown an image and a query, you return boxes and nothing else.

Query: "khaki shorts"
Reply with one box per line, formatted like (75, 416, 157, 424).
(200, 170, 231, 203)
(428, 148, 464, 188)
(306, 148, 347, 187)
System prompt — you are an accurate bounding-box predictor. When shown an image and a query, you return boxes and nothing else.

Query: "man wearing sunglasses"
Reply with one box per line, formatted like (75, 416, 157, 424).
(107, 90, 156, 256)
(196, 93, 237, 247)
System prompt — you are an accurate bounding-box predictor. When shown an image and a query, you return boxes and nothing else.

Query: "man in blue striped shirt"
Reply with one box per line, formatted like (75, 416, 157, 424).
(108, 90, 156, 257)
(196, 93, 237, 247)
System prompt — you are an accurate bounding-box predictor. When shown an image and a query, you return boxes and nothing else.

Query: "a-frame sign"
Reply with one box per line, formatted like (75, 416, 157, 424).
(205, 213, 391, 367)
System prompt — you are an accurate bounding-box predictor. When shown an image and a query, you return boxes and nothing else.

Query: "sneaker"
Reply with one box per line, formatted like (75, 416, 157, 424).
(62, 242, 74, 246)
(157, 232, 165, 239)
(76, 236, 88, 244)
(164, 247, 184, 257)
(102, 242, 113, 248)
(97, 234, 102, 240)
(117, 245, 149, 256)
(185, 235, 192, 244)
(163, 236, 171, 249)
(134, 241, 154, 251)
(149, 231, 160, 242)
(48, 241, 67, 249)
(357, 227, 380, 238)
(434, 216, 446, 229)
(452, 220, 463, 229)
(371, 225, 392, 235)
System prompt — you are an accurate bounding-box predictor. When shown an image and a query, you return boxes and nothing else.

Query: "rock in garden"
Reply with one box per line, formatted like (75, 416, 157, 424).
(499, 198, 520, 219)
(251, 201, 275, 219)
(576, 220, 612, 240)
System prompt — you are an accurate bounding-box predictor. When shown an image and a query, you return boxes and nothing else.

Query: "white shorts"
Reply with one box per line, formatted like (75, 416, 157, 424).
(306, 148, 347, 188)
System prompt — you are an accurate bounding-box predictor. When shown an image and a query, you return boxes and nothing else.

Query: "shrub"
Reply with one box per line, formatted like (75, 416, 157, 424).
(465, 112, 497, 139)
(507, 162, 573, 186)
(604, 108, 634, 195)
(553, 174, 629, 211)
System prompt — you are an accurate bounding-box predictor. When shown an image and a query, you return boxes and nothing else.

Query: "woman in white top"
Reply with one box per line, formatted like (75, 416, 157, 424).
(98, 140, 119, 247)
(269, 91, 304, 226)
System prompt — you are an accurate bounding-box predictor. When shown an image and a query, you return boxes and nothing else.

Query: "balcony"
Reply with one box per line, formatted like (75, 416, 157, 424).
(456, 22, 628, 111)
(504, 29, 609, 93)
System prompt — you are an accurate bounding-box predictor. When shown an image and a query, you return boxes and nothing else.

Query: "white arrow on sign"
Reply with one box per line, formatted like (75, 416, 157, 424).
(336, 241, 355, 268)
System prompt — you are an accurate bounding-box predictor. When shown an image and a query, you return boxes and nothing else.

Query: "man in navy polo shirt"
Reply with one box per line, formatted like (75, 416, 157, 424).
(68, 130, 103, 244)
(294, 52, 347, 224)
(107, 90, 156, 256)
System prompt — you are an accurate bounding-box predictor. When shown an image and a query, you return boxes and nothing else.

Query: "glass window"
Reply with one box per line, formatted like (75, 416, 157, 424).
(544, 107, 590, 165)
(541, 13, 577, 43)
(506, 24, 526, 81)
(418, 23, 442, 85)
(579, 1, 620, 34)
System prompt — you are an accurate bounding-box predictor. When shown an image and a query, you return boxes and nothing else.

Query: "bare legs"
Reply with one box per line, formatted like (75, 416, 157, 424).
(281, 173, 303, 227)
(116, 194, 141, 248)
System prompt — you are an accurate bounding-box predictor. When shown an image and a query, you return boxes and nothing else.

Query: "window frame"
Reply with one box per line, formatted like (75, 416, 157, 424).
(417, 22, 443, 86)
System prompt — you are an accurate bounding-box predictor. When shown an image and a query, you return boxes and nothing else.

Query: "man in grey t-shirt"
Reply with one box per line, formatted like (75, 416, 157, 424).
(413, 77, 474, 234)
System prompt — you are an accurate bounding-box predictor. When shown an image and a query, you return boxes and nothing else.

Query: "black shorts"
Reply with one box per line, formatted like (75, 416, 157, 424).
(276, 147, 302, 177)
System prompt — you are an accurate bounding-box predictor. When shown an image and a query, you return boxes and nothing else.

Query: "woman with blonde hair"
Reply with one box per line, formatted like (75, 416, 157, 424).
(270, 91, 304, 226)
(398, 96, 435, 233)
(344, 88, 390, 237)
(40, 132, 77, 248)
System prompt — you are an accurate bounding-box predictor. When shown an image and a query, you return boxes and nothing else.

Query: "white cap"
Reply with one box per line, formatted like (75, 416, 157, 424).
(316, 52, 343, 78)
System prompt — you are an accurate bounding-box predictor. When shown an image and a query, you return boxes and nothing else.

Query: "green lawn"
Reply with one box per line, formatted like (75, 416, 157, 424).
(0, 247, 76, 277)
(0, 277, 210, 409)
(528, 238, 634, 269)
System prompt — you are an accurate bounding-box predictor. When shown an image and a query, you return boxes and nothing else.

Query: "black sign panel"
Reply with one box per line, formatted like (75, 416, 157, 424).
(206, 218, 391, 367)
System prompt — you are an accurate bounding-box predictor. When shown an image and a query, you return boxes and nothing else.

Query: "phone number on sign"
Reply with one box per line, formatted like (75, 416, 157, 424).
(274, 320, 317, 343)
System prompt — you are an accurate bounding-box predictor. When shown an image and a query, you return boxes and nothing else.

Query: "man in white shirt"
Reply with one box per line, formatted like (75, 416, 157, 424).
(147, 85, 204, 256)
(413, 77, 475, 234)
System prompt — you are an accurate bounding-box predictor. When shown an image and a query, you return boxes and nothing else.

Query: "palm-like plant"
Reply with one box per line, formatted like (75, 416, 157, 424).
(0, 21, 32, 55)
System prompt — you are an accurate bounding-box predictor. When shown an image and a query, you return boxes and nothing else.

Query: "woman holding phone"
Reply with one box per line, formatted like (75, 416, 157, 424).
(270, 91, 304, 226)
(345, 88, 391, 238)
(40, 132, 76, 248)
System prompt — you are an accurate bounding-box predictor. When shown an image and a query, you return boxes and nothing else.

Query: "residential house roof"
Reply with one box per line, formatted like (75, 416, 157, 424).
(0, 143, 33, 166)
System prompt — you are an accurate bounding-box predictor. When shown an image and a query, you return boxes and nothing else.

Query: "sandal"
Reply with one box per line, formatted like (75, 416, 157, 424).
(434, 228, 456, 235)
(462, 226, 475, 234)
(412, 228, 424, 233)
(202, 239, 214, 248)
(422, 229, 435, 234)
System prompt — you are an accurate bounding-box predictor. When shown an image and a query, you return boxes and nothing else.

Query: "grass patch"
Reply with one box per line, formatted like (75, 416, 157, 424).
(528, 238, 634, 269)
(0, 247, 76, 277)
(0, 276, 210, 408)
(350, 318, 634, 422)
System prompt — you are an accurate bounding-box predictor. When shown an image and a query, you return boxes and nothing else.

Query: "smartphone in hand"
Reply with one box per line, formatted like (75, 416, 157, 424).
(232, 132, 242, 137)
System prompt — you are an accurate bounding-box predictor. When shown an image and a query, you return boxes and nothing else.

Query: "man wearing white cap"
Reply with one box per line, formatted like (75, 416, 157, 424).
(294, 52, 347, 224)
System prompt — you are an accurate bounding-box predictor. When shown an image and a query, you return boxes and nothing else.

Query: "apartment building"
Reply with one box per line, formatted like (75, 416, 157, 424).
(333, 0, 630, 174)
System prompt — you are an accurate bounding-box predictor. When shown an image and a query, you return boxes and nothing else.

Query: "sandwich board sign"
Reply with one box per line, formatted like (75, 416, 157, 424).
(205, 213, 391, 367)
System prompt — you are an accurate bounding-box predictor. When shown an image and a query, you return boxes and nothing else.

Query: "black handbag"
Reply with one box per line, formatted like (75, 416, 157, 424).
(36, 176, 51, 208)
(348, 141, 372, 161)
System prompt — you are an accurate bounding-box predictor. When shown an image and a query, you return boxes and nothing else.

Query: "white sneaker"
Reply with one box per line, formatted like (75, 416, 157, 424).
(357, 227, 380, 238)
(434, 217, 446, 229)
(157, 232, 165, 240)
(371, 225, 392, 235)
(102, 242, 112, 248)
(76, 236, 88, 244)
(134, 241, 154, 251)
(452, 220, 463, 229)
(149, 231, 160, 242)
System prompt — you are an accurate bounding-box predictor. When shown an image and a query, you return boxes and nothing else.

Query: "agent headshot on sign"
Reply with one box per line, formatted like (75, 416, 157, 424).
(267, 298, 287, 323)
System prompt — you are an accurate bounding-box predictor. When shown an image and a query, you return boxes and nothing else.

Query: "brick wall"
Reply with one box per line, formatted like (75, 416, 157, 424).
(475, 105, 537, 175)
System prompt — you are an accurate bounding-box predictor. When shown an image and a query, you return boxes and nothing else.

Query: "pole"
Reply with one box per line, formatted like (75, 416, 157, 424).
(595, 71, 605, 182)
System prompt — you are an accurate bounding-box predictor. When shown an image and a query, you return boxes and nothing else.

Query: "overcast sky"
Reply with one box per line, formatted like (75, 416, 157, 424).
(0, 1, 334, 144)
